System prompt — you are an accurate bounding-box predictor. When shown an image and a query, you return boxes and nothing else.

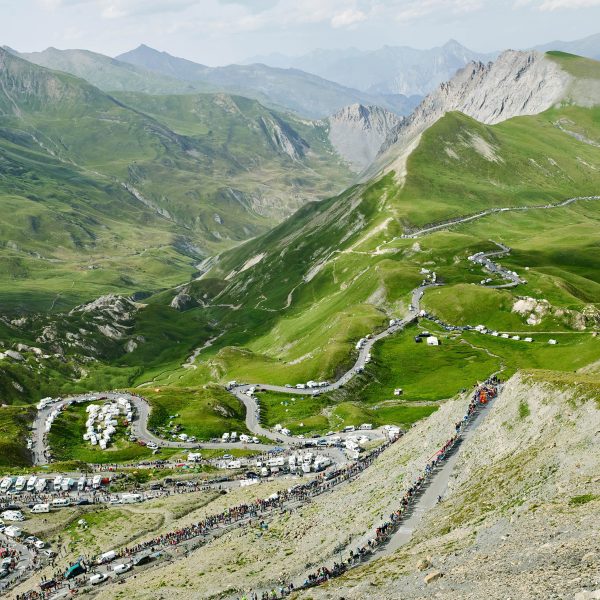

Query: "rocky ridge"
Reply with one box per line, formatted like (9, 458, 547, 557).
(374, 50, 572, 177)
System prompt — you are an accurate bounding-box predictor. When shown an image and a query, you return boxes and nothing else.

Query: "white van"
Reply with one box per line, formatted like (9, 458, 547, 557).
(34, 478, 47, 493)
(90, 573, 108, 585)
(53, 475, 63, 490)
(113, 563, 131, 574)
(31, 503, 50, 514)
(26, 476, 37, 492)
(77, 476, 87, 491)
(14, 477, 27, 492)
(51, 498, 71, 508)
(92, 475, 101, 489)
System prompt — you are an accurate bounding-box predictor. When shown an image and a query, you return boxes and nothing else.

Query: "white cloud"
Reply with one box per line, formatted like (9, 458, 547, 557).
(389, 0, 483, 23)
(515, 0, 600, 8)
(331, 8, 367, 28)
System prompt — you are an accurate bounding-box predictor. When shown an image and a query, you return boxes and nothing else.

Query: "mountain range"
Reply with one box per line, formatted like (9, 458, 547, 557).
(0, 46, 374, 315)
(10, 45, 419, 119)
(246, 39, 498, 97)
(246, 34, 600, 98)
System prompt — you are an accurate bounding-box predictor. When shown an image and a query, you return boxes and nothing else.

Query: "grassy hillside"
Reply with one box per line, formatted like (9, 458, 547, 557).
(0, 405, 34, 466)
(156, 102, 600, 387)
(0, 48, 353, 314)
(18, 47, 208, 95)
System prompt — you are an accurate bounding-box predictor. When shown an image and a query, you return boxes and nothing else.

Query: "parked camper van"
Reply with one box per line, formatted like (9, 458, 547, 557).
(120, 493, 142, 504)
(0, 477, 13, 493)
(77, 476, 87, 492)
(92, 475, 101, 489)
(26, 476, 37, 492)
(14, 477, 27, 492)
(34, 478, 47, 493)
(31, 504, 50, 514)
(89, 573, 108, 585)
(97, 550, 117, 565)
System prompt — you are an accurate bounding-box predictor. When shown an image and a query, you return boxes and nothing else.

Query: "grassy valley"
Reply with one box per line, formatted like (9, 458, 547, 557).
(1, 51, 599, 469)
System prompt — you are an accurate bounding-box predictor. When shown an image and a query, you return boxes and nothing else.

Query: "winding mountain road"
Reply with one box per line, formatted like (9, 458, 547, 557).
(31, 226, 527, 464)
(402, 195, 600, 239)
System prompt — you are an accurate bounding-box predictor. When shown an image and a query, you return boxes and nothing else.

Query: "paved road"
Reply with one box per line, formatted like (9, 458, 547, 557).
(373, 392, 494, 557)
(0, 533, 37, 593)
(30, 241, 519, 464)
(402, 195, 600, 239)
(228, 283, 439, 443)
(469, 240, 524, 289)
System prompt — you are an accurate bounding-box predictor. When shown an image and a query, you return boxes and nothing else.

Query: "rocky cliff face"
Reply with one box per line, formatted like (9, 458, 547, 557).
(328, 104, 402, 171)
(375, 50, 572, 177)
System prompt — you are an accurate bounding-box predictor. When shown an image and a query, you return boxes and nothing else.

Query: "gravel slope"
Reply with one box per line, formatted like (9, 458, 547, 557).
(299, 371, 600, 599)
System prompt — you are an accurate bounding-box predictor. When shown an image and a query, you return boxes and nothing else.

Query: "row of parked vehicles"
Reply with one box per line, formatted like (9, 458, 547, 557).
(0, 474, 109, 495)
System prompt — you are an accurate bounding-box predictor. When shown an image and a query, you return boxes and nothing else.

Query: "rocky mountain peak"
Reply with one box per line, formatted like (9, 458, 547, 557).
(328, 103, 402, 172)
(376, 50, 572, 177)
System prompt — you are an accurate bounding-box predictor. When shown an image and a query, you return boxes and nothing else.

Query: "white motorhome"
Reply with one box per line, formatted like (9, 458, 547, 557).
(26, 476, 37, 492)
(92, 475, 102, 489)
(34, 478, 47, 493)
(4, 525, 22, 538)
(61, 478, 74, 492)
(2, 510, 25, 521)
(53, 475, 63, 490)
(77, 477, 87, 491)
(0, 477, 13, 493)
(97, 550, 117, 564)
(14, 476, 27, 492)
(120, 493, 143, 504)
(31, 503, 50, 514)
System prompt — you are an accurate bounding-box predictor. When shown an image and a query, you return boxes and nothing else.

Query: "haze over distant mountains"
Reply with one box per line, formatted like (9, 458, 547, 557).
(532, 32, 600, 60)
(245, 34, 600, 98)
(245, 40, 498, 97)
(9, 44, 418, 119)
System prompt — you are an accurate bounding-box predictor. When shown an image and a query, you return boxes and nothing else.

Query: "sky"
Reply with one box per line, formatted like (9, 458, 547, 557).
(1, 0, 599, 65)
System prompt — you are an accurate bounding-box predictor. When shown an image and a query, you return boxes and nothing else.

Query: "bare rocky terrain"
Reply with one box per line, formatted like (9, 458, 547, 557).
(298, 372, 600, 600)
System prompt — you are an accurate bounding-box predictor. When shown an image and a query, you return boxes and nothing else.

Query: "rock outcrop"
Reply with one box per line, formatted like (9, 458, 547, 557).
(170, 288, 196, 311)
(328, 104, 402, 171)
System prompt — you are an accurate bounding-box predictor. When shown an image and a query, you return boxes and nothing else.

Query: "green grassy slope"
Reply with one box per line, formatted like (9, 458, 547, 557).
(156, 98, 600, 389)
(0, 48, 353, 313)
(0, 406, 34, 466)
(3, 54, 600, 466)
